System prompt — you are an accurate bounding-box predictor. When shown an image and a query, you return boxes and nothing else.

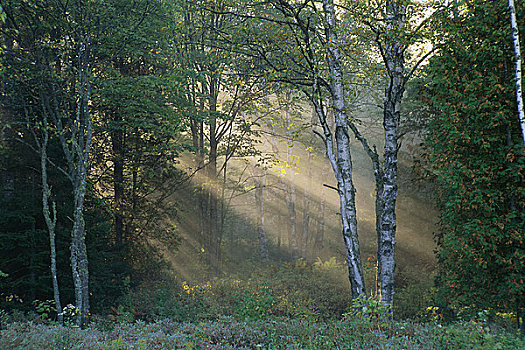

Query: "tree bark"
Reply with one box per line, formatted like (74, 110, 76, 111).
(38, 112, 63, 325)
(377, 0, 406, 315)
(64, 7, 92, 324)
(508, 0, 525, 145)
(320, 0, 365, 299)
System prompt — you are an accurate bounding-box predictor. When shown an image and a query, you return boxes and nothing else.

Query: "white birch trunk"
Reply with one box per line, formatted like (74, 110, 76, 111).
(321, 0, 365, 299)
(377, 0, 406, 315)
(508, 0, 525, 145)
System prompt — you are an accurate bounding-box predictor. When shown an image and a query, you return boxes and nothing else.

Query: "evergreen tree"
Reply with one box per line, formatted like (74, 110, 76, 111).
(425, 0, 525, 326)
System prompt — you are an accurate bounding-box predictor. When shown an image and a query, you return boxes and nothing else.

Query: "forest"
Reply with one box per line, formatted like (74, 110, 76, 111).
(0, 0, 524, 349)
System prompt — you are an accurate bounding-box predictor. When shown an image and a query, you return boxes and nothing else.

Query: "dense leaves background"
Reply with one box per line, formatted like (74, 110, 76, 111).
(424, 0, 525, 315)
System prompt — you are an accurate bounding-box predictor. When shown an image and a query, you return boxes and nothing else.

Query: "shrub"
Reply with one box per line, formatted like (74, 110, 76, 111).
(118, 260, 352, 323)
(1, 318, 523, 350)
(394, 267, 435, 320)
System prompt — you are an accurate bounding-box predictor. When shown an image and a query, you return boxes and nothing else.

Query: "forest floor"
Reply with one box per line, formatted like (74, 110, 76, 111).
(1, 263, 523, 350)
(0, 316, 523, 349)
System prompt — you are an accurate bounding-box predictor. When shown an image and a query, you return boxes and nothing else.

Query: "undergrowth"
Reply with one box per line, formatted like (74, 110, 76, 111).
(1, 260, 522, 349)
(0, 317, 522, 349)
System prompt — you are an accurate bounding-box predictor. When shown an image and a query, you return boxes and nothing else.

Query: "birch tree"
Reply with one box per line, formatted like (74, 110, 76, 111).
(320, 0, 366, 298)
(231, 0, 440, 308)
(220, 0, 368, 298)
(37, 0, 94, 327)
(375, 0, 406, 314)
(1, 0, 67, 324)
(2, 0, 93, 326)
(508, 0, 525, 145)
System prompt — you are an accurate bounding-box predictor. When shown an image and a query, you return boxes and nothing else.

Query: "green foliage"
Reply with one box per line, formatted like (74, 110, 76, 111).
(0, 318, 523, 349)
(88, 0, 185, 283)
(344, 297, 390, 333)
(1, 0, 175, 318)
(424, 0, 525, 316)
(32, 300, 55, 320)
(117, 261, 352, 323)
(394, 267, 436, 320)
(254, 260, 352, 321)
(233, 282, 275, 321)
(32, 300, 82, 325)
(0, 4, 6, 24)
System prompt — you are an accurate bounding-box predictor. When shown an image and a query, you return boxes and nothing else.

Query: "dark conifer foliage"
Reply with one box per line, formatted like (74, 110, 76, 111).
(425, 0, 525, 325)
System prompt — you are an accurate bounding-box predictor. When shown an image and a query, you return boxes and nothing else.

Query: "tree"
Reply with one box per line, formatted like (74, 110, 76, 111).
(36, 93, 64, 325)
(172, 0, 267, 273)
(222, 0, 369, 298)
(0, 0, 163, 326)
(222, 0, 440, 311)
(0, 0, 92, 325)
(90, 0, 186, 281)
(425, 0, 525, 329)
(370, 0, 408, 314)
(507, 0, 525, 145)
(319, 0, 366, 298)
(344, 0, 442, 314)
(0, 0, 66, 322)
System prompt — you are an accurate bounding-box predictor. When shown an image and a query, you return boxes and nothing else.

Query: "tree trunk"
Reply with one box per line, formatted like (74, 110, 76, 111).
(255, 167, 269, 261)
(71, 172, 89, 327)
(377, 0, 406, 315)
(111, 114, 125, 247)
(314, 157, 329, 256)
(39, 111, 63, 325)
(69, 14, 92, 325)
(301, 149, 312, 258)
(285, 167, 298, 259)
(283, 94, 298, 259)
(207, 75, 220, 275)
(33, 95, 64, 324)
(346, 122, 383, 297)
(507, 0, 525, 145)
(320, 0, 365, 299)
